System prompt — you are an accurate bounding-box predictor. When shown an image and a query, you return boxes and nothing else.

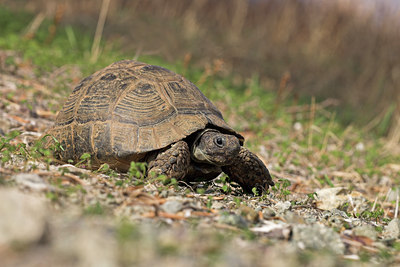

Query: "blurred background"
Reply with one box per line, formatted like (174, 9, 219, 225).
(2, 0, 400, 145)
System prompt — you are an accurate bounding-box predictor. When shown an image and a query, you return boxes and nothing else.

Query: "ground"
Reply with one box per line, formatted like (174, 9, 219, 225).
(1, 48, 400, 267)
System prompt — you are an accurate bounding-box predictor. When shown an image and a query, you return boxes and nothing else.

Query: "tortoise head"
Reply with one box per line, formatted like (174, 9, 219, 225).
(191, 129, 240, 166)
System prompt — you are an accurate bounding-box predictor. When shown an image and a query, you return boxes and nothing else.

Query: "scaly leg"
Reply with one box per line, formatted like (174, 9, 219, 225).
(222, 147, 274, 194)
(147, 141, 191, 180)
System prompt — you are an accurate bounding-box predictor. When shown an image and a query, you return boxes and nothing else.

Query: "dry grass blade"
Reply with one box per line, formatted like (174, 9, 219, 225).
(395, 189, 399, 219)
(308, 96, 316, 151)
(23, 12, 46, 39)
(90, 0, 111, 63)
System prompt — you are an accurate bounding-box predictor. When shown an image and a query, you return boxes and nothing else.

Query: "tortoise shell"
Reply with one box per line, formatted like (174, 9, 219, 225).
(47, 60, 244, 169)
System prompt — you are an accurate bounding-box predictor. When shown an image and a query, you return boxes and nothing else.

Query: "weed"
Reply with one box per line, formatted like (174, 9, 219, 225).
(0, 130, 22, 164)
(96, 163, 118, 178)
(234, 197, 242, 208)
(84, 202, 104, 215)
(206, 196, 213, 209)
(75, 152, 92, 169)
(128, 161, 147, 180)
(271, 178, 291, 200)
(214, 174, 232, 194)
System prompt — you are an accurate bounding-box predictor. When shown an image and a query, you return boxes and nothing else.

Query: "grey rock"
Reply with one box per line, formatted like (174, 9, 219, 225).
(353, 224, 378, 240)
(160, 200, 183, 214)
(292, 224, 345, 254)
(274, 201, 291, 214)
(211, 201, 225, 210)
(316, 187, 368, 213)
(262, 207, 276, 218)
(218, 213, 248, 228)
(284, 211, 305, 224)
(238, 205, 259, 223)
(13, 173, 48, 191)
(0, 188, 48, 245)
(383, 218, 400, 239)
(52, 218, 118, 267)
(315, 187, 348, 210)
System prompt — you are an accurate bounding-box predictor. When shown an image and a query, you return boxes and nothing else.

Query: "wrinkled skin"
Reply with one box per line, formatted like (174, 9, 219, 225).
(147, 129, 274, 194)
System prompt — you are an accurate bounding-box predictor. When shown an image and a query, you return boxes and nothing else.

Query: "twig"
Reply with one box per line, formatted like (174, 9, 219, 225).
(384, 188, 392, 202)
(90, 0, 111, 63)
(371, 196, 378, 212)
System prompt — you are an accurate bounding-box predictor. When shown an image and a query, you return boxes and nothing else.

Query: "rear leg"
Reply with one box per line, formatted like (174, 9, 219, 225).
(147, 141, 191, 180)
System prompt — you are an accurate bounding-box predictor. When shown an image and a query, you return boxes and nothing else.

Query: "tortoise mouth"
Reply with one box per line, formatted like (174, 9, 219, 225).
(191, 129, 222, 165)
(190, 129, 240, 166)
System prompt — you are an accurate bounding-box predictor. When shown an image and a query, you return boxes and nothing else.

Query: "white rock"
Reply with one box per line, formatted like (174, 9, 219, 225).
(13, 173, 48, 191)
(0, 188, 48, 245)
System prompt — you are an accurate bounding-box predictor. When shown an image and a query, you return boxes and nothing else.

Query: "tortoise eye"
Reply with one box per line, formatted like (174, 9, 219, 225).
(214, 136, 225, 147)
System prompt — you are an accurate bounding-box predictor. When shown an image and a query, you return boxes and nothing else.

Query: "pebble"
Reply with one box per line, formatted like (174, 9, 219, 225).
(238, 205, 259, 223)
(218, 213, 248, 228)
(160, 200, 183, 214)
(0, 188, 48, 245)
(383, 218, 400, 239)
(353, 224, 378, 241)
(274, 201, 291, 214)
(292, 224, 345, 254)
(262, 207, 276, 218)
(13, 173, 49, 191)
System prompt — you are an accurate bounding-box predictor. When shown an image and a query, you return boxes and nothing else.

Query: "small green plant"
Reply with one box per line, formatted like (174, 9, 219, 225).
(45, 191, 59, 202)
(360, 208, 385, 222)
(234, 197, 242, 208)
(96, 163, 118, 178)
(214, 174, 232, 193)
(84, 202, 104, 215)
(196, 187, 206, 194)
(128, 161, 147, 180)
(306, 192, 318, 204)
(0, 130, 21, 164)
(65, 184, 87, 195)
(316, 175, 334, 187)
(206, 196, 213, 209)
(252, 187, 259, 196)
(75, 152, 92, 168)
(271, 178, 291, 199)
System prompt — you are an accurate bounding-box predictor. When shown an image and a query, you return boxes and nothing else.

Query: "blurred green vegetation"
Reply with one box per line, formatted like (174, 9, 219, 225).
(2, 0, 398, 141)
(0, 5, 398, 184)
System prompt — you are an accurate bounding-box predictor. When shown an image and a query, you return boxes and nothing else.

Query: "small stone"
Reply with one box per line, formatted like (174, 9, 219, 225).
(13, 173, 48, 191)
(160, 200, 183, 214)
(52, 218, 118, 267)
(355, 142, 365, 151)
(0, 188, 48, 245)
(293, 122, 303, 131)
(218, 213, 248, 228)
(315, 187, 347, 210)
(262, 207, 276, 218)
(211, 201, 225, 210)
(353, 224, 378, 241)
(239, 205, 259, 223)
(274, 201, 291, 214)
(383, 218, 400, 239)
(292, 224, 345, 254)
(283, 211, 305, 224)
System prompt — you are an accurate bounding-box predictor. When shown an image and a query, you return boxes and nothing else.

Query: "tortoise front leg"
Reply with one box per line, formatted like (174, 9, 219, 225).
(222, 147, 274, 194)
(147, 141, 191, 180)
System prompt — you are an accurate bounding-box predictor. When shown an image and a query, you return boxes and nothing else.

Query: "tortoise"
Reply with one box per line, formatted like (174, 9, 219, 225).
(46, 60, 274, 193)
